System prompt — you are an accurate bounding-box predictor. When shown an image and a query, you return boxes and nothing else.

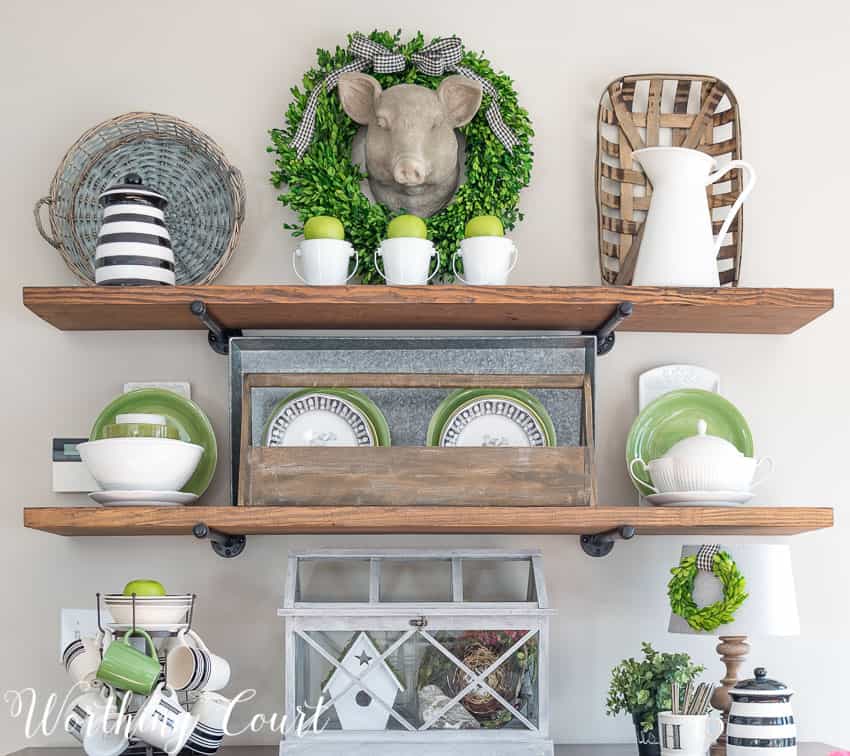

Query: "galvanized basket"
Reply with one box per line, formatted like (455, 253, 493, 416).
(35, 112, 246, 285)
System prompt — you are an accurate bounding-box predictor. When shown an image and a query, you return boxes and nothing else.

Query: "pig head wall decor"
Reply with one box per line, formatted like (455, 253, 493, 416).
(338, 72, 483, 218)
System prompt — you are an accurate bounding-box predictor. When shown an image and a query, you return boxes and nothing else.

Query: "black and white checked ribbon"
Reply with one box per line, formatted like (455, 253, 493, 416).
(696, 544, 721, 572)
(290, 33, 520, 158)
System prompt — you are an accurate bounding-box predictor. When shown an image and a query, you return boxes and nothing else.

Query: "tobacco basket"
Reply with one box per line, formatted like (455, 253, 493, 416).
(596, 75, 744, 286)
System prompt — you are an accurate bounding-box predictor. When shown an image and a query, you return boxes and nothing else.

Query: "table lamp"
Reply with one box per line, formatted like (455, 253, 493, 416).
(668, 544, 799, 756)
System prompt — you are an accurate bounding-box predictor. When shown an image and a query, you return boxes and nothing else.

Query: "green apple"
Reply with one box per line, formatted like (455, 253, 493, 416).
(387, 214, 427, 239)
(123, 579, 167, 597)
(465, 215, 504, 238)
(304, 216, 345, 240)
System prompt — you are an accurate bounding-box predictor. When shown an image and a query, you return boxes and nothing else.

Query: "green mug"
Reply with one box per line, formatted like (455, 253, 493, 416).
(96, 629, 161, 695)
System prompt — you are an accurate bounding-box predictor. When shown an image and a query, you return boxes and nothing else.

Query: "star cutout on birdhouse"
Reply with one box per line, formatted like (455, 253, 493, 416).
(356, 650, 373, 666)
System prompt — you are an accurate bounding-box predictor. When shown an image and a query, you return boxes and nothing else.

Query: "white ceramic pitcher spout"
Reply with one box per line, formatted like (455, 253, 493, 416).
(631, 147, 756, 287)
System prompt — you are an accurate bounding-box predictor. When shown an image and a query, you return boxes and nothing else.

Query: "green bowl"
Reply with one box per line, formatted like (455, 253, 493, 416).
(103, 423, 180, 440)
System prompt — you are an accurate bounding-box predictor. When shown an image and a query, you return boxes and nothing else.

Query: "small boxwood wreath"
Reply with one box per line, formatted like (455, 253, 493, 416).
(668, 551, 748, 632)
(269, 30, 534, 283)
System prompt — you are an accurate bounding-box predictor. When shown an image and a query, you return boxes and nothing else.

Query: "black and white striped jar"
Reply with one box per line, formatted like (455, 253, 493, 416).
(96, 173, 175, 285)
(727, 668, 796, 756)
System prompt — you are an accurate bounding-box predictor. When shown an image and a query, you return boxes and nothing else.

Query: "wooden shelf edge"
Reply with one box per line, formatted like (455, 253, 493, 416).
(23, 505, 834, 537)
(23, 285, 834, 335)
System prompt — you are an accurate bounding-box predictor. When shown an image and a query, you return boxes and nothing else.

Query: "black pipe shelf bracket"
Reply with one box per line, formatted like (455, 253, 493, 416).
(190, 300, 243, 355)
(585, 301, 634, 356)
(193, 522, 247, 558)
(580, 525, 636, 558)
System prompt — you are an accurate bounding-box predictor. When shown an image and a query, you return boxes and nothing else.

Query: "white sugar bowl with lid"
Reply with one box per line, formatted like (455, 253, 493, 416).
(727, 667, 796, 756)
(629, 419, 773, 493)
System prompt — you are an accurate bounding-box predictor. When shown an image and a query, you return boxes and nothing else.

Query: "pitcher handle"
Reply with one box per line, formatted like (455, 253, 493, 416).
(451, 250, 469, 285)
(373, 249, 387, 281)
(706, 159, 757, 260)
(628, 458, 658, 493)
(426, 249, 440, 282)
(291, 248, 308, 284)
(750, 456, 774, 489)
(345, 253, 360, 283)
(507, 242, 519, 274)
(705, 716, 725, 749)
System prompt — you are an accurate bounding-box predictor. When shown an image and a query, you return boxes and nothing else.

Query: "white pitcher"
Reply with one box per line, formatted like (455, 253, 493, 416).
(631, 147, 756, 286)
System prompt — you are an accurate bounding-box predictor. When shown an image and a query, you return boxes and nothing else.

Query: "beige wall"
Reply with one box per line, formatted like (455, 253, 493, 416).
(1, 0, 847, 750)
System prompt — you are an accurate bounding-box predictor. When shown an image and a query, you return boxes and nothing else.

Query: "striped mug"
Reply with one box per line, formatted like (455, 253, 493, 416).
(166, 629, 230, 692)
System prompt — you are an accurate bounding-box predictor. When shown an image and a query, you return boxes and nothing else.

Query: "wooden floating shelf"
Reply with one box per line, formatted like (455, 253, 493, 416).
(23, 285, 833, 335)
(23, 506, 833, 537)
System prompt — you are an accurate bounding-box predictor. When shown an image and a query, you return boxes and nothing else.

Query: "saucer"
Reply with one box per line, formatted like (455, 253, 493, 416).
(645, 490, 755, 507)
(89, 490, 199, 507)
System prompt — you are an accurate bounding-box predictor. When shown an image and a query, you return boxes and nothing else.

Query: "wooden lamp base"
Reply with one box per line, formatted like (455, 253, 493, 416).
(710, 635, 750, 756)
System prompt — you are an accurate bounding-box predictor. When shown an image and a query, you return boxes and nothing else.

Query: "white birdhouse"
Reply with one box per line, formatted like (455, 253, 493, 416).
(323, 632, 404, 730)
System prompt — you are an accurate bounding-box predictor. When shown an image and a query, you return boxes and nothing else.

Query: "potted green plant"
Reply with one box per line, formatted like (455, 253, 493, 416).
(606, 642, 704, 756)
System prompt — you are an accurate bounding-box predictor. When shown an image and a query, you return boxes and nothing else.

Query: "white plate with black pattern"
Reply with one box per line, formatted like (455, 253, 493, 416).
(439, 396, 549, 447)
(263, 391, 377, 447)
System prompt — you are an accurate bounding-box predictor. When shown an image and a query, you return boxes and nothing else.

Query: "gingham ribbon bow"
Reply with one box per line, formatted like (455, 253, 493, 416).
(290, 33, 520, 158)
(696, 544, 721, 572)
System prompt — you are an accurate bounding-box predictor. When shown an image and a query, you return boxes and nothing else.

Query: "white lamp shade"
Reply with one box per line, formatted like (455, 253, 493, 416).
(668, 544, 800, 637)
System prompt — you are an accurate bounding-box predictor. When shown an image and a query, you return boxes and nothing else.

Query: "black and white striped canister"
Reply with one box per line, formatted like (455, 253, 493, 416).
(727, 668, 796, 756)
(96, 173, 175, 286)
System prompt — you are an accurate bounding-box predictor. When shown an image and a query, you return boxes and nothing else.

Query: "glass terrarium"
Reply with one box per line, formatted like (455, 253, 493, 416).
(278, 550, 553, 756)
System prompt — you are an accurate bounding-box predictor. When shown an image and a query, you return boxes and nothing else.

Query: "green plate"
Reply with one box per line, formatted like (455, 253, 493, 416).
(426, 389, 557, 447)
(262, 388, 391, 447)
(626, 388, 753, 496)
(90, 389, 218, 496)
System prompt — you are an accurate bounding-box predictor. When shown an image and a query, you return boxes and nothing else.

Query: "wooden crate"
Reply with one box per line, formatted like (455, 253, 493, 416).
(238, 372, 596, 508)
(596, 74, 744, 286)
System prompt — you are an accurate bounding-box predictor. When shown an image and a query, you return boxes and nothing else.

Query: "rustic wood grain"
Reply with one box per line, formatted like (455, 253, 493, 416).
(21, 285, 834, 334)
(22, 506, 834, 536)
(243, 447, 595, 508)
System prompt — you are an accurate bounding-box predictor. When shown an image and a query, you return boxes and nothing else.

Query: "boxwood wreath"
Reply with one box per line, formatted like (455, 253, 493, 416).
(269, 30, 534, 283)
(668, 550, 748, 632)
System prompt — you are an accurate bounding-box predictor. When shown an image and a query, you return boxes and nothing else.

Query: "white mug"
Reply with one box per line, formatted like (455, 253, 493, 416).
(65, 686, 129, 756)
(374, 238, 438, 285)
(63, 634, 103, 684)
(452, 237, 518, 285)
(292, 239, 358, 285)
(184, 692, 231, 755)
(658, 712, 724, 756)
(166, 629, 230, 692)
(131, 683, 197, 756)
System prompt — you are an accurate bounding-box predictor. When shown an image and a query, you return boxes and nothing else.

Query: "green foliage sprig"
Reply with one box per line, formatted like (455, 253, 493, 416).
(668, 551, 748, 632)
(269, 30, 534, 283)
(606, 642, 704, 733)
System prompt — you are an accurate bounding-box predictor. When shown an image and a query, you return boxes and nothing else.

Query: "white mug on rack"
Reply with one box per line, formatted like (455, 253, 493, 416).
(65, 684, 129, 756)
(374, 238, 438, 285)
(292, 239, 359, 285)
(184, 691, 231, 755)
(452, 237, 518, 285)
(63, 633, 104, 685)
(131, 683, 196, 756)
(166, 629, 230, 692)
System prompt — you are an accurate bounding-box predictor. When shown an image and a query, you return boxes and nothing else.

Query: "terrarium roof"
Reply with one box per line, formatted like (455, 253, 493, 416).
(279, 548, 552, 615)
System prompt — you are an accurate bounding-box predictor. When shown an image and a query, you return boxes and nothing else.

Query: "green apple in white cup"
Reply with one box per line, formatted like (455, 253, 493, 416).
(464, 215, 504, 238)
(123, 579, 167, 597)
(387, 214, 428, 239)
(304, 216, 345, 240)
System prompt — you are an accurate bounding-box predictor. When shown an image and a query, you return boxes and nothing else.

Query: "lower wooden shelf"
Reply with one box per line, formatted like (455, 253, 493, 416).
(23, 505, 833, 536)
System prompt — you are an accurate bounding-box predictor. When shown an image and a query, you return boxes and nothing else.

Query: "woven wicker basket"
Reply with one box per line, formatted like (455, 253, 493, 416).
(35, 112, 246, 285)
(596, 75, 743, 286)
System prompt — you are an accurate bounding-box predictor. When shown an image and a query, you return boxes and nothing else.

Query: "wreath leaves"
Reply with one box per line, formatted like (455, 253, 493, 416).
(269, 30, 534, 283)
(668, 552, 748, 632)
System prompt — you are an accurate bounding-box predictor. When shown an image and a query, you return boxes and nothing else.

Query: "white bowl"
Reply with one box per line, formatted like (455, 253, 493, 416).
(104, 594, 192, 625)
(78, 438, 203, 491)
(633, 455, 773, 493)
